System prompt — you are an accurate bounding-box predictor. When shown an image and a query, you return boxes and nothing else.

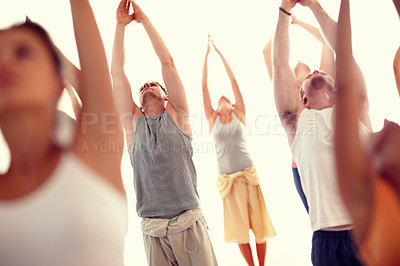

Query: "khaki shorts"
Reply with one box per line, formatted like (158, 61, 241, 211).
(220, 171, 276, 244)
(142, 208, 217, 266)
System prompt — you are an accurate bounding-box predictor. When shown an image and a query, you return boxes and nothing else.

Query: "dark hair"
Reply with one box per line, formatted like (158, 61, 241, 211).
(3, 18, 61, 75)
(140, 81, 168, 95)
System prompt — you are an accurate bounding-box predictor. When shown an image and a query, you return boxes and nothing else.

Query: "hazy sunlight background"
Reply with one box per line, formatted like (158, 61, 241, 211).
(1, 0, 400, 265)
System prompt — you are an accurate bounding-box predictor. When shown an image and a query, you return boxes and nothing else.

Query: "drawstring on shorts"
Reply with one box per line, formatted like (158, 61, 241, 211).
(183, 225, 198, 254)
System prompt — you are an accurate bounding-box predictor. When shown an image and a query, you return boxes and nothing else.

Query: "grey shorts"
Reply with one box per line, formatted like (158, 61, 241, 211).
(141, 208, 218, 266)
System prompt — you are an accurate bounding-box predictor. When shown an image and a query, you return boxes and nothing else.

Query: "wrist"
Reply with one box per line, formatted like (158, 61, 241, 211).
(141, 16, 150, 23)
(279, 6, 292, 16)
(116, 22, 127, 28)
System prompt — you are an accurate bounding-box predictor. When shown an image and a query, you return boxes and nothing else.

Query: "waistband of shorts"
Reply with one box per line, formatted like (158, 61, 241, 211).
(313, 230, 352, 239)
(148, 210, 185, 219)
(141, 208, 203, 237)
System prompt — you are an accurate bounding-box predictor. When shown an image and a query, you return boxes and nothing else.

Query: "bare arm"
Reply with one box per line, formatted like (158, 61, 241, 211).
(111, 0, 141, 146)
(273, 0, 305, 145)
(299, 0, 337, 51)
(300, 0, 371, 129)
(69, 0, 124, 192)
(263, 38, 274, 81)
(335, 0, 375, 244)
(201, 36, 215, 121)
(56, 46, 83, 98)
(54, 45, 83, 118)
(211, 39, 245, 114)
(319, 42, 335, 77)
(292, 14, 326, 43)
(393, 46, 400, 98)
(393, 0, 400, 17)
(65, 84, 81, 119)
(131, 0, 190, 133)
(291, 15, 335, 76)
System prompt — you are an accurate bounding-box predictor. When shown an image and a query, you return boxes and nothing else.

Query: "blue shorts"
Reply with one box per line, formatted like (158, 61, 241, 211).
(312, 230, 364, 266)
(291, 167, 309, 213)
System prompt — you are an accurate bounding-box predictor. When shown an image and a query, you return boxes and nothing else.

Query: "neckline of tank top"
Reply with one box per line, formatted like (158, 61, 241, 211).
(217, 111, 239, 125)
(141, 110, 166, 120)
(295, 106, 334, 126)
(305, 106, 335, 112)
(138, 110, 193, 139)
(0, 152, 125, 207)
(0, 153, 70, 206)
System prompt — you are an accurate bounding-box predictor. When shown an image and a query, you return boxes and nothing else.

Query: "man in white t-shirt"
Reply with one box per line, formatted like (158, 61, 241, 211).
(270, 0, 371, 265)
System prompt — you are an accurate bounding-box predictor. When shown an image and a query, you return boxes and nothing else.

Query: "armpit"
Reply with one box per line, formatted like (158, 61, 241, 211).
(281, 110, 298, 131)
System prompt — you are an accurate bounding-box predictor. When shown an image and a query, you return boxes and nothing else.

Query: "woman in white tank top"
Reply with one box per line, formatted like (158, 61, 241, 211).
(201, 35, 276, 266)
(0, 1, 127, 265)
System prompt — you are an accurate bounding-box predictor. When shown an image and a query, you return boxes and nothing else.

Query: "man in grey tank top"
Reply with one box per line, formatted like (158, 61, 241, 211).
(111, 1, 217, 265)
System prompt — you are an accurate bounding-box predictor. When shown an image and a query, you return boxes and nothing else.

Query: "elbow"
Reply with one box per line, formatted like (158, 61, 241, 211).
(110, 67, 118, 77)
(263, 39, 272, 54)
(111, 70, 123, 80)
(110, 64, 122, 77)
(272, 61, 288, 73)
(110, 68, 126, 83)
(161, 56, 175, 67)
(263, 44, 272, 58)
(272, 54, 285, 69)
(393, 61, 400, 73)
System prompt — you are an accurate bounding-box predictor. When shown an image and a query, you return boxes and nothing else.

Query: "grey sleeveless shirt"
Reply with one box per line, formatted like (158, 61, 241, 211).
(212, 113, 253, 174)
(129, 111, 200, 217)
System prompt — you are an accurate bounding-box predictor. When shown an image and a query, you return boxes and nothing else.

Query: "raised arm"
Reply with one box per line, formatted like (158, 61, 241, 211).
(55, 46, 83, 97)
(69, 0, 124, 191)
(111, 0, 141, 146)
(54, 45, 82, 118)
(130, 1, 190, 124)
(393, 46, 400, 98)
(334, 0, 375, 244)
(202, 36, 215, 121)
(211, 39, 245, 114)
(319, 40, 335, 77)
(263, 38, 274, 81)
(65, 83, 81, 119)
(273, 0, 304, 145)
(291, 15, 335, 77)
(298, 0, 337, 51)
(300, 0, 371, 129)
(393, 0, 400, 17)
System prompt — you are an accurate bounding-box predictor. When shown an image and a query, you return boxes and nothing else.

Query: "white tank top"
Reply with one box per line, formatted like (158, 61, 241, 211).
(0, 152, 128, 266)
(291, 107, 370, 231)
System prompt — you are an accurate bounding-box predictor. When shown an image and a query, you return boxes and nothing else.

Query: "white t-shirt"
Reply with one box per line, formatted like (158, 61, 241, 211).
(291, 107, 370, 231)
(0, 152, 128, 266)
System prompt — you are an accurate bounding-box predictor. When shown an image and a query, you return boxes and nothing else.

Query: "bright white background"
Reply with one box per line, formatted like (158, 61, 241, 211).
(1, 0, 400, 265)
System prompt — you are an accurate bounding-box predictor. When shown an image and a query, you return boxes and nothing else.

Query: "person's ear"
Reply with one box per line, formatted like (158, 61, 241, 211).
(302, 96, 307, 105)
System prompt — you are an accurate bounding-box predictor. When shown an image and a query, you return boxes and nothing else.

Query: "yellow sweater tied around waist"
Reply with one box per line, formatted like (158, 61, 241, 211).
(216, 166, 260, 199)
